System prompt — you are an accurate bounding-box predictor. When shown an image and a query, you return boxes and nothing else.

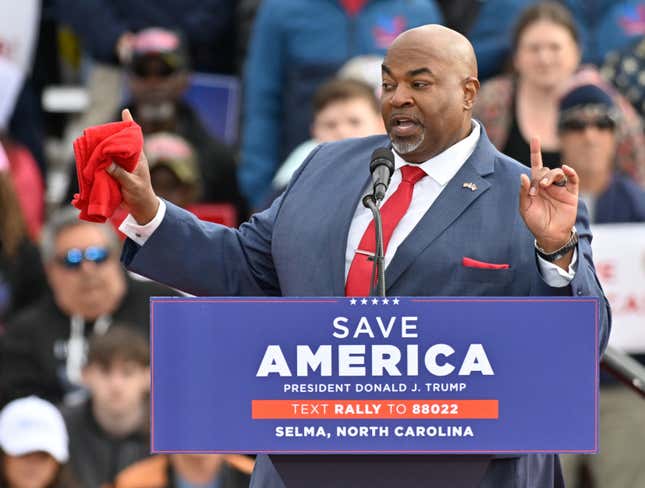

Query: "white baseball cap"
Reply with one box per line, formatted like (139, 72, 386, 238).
(0, 396, 69, 462)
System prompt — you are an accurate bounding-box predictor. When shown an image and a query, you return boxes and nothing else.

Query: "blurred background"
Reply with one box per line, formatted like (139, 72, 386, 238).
(1, 1, 644, 487)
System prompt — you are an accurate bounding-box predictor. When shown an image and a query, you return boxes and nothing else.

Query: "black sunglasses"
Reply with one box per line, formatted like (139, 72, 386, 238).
(559, 116, 616, 132)
(130, 54, 180, 78)
(55, 246, 111, 269)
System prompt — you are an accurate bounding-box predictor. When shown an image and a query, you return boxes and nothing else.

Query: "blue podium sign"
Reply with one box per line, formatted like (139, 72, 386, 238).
(151, 297, 599, 454)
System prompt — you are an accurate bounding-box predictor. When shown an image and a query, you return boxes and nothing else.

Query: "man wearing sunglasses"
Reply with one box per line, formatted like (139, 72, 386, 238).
(557, 83, 645, 224)
(124, 28, 244, 216)
(0, 207, 174, 406)
(558, 84, 645, 487)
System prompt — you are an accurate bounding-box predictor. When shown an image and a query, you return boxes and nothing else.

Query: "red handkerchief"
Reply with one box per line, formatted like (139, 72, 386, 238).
(72, 120, 143, 222)
(462, 257, 510, 270)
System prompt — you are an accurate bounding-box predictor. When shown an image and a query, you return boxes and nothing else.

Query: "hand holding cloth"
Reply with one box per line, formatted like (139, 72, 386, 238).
(72, 120, 143, 222)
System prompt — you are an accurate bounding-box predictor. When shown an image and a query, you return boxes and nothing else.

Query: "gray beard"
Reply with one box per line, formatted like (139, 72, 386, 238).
(391, 132, 425, 155)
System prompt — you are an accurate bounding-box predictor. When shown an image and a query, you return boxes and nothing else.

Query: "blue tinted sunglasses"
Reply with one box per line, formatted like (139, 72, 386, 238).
(56, 246, 111, 268)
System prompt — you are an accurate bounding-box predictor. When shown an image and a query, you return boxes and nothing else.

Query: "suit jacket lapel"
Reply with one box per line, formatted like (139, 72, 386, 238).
(385, 129, 498, 291)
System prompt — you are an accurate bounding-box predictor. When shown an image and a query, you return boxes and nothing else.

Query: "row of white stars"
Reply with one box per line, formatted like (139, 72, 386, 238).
(349, 298, 400, 305)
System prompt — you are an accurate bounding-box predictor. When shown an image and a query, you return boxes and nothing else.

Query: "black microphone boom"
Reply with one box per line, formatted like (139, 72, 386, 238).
(369, 148, 395, 202)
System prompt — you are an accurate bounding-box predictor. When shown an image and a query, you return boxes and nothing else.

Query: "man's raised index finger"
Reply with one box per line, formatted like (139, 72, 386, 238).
(530, 137, 543, 172)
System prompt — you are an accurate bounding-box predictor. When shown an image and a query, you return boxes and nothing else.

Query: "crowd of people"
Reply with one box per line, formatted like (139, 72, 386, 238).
(1, 1, 645, 487)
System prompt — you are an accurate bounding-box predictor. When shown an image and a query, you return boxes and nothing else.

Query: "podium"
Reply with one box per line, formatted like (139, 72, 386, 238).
(150, 297, 600, 487)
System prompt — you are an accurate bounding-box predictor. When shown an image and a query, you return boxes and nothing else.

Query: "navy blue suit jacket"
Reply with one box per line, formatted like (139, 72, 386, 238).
(123, 129, 610, 487)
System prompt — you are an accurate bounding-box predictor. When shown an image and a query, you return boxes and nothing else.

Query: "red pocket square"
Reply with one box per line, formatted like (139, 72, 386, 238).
(462, 257, 510, 270)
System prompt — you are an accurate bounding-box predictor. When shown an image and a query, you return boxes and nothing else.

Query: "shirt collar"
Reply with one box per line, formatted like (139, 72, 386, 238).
(393, 120, 481, 186)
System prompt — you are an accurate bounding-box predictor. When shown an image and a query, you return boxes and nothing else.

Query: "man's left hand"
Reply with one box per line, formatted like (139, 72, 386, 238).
(519, 138, 579, 267)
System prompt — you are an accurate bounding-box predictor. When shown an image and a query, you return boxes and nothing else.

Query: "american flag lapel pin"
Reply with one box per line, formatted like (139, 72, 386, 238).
(462, 182, 478, 191)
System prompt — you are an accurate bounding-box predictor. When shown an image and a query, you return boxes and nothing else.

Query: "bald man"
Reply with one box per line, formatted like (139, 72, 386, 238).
(109, 25, 610, 488)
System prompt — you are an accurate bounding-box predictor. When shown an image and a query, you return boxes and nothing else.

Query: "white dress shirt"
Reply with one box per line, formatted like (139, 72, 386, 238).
(120, 121, 576, 287)
(345, 122, 480, 277)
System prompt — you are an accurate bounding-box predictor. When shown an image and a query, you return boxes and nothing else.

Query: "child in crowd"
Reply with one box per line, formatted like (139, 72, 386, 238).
(270, 78, 385, 199)
(63, 325, 151, 488)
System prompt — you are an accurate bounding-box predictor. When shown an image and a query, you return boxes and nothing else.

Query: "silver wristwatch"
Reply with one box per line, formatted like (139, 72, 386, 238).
(534, 227, 578, 262)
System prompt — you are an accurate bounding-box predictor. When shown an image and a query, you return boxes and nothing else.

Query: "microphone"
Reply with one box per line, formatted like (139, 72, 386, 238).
(369, 148, 395, 202)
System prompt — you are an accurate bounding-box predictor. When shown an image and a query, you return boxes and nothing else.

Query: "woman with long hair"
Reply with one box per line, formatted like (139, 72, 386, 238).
(474, 1, 645, 185)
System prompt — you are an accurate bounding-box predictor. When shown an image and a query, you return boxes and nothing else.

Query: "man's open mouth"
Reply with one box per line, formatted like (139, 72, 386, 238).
(390, 115, 422, 137)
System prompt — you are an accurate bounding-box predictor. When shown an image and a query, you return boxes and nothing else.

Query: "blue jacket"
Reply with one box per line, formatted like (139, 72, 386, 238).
(123, 129, 610, 487)
(238, 0, 443, 207)
(54, 0, 235, 72)
(595, 173, 645, 224)
(565, 0, 645, 65)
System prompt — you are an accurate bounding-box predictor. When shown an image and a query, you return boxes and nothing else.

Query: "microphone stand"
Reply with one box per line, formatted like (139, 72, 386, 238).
(362, 194, 386, 297)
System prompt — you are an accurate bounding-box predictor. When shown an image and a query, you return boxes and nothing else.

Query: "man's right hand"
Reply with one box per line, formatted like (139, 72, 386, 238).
(107, 109, 160, 225)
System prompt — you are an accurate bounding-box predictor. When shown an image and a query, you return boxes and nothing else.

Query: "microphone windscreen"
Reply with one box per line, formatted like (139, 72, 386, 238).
(369, 148, 395, 174)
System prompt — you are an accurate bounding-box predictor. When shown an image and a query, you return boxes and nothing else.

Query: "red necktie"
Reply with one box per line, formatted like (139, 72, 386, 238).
(345, 165, 426, 296)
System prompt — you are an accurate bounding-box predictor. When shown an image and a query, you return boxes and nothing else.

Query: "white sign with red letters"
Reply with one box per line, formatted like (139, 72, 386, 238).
(591, 223, 645, 353)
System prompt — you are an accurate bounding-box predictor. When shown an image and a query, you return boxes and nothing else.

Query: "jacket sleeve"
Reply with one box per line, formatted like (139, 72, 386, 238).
(238, 0, 285, 207)
(531, 201, 612, 356)
(123, 198, 282, 297)
(121, 144, 324, 297)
